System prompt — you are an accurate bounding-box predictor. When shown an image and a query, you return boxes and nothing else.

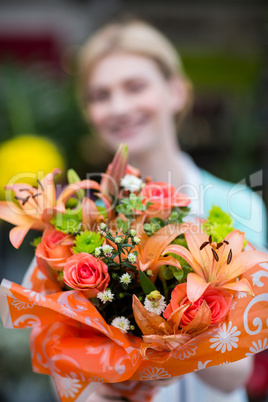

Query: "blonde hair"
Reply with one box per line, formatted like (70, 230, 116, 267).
(78, 19, 193, 125)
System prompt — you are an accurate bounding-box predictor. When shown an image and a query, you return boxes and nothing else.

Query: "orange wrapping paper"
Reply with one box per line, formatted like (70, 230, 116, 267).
(1, 243, 268, 402)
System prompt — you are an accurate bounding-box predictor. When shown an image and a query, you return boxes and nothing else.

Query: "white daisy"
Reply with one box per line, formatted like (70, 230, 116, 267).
(100, 223, 107, 230)
(102, 244, 113, 256)
(130, 229, 136, 237)
(121, 174, 143, 192)
(94, 246, 102, 257)
(133, 236, 141, 245)
(97, 289, 114, 304)
(119, 273, 132, 285)
(111, 316, 130, 333)
(114, 236, 122, 244)
(144, 295, 166, 315)
(127, 253, 137, 263)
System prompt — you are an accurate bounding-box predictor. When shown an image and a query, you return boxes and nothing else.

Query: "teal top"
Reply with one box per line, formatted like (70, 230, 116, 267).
(201, 169, 267, 248)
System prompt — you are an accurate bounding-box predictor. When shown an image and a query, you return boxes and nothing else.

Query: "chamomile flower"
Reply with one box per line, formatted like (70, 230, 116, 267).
(114, 236, 122, 244)
(111, 316, 131, 333)
(94, 247, 102, 257)
(127, 253, 137, 263)
(133, 236, 141, 245)
(121, 174, 143, 192)
(144, 293, 167, 315)
(130, 229, 136, 237)
(99, 223, 107, 230)
(97, 289, 114, 304)
(102, 245, 113, 256)
(119, 273, 132, 285)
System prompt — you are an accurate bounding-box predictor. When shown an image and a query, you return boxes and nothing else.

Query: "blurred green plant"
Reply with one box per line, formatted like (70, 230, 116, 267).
(0, 64, 90, 175)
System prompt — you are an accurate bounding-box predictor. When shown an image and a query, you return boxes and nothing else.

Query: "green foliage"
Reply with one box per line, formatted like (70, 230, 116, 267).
(139, 270, 157, 295)
(168, 207, 191, 224)
(51, 208, 82, 235)
(202, 205, 235, 243)
(67, 169, 85, 201)
(116, 193, 153, 218)
(143, 218, 164, 236)
(73, 231, 104, 254)
(116, 218, 130, 233)
(30, 236, 42, 249)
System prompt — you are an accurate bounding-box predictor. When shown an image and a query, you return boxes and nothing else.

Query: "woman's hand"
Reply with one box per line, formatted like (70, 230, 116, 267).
(86, 376, 183, 401)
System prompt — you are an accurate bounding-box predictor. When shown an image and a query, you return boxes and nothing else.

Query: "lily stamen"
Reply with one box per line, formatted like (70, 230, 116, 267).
(227, 249, 232, 265)
(211, 248, 219, 262)
(32, 193, 41, 199)
(37, 179, 44, 191)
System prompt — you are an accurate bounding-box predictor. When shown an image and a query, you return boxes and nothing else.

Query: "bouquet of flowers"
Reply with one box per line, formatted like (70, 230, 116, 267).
(0, 144, 268, 402)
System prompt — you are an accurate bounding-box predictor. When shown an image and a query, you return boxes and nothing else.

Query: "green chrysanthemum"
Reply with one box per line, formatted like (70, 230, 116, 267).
(73, 230, 104, 254)
(51, 208, 82, 235)
(202, 205, 234, 243)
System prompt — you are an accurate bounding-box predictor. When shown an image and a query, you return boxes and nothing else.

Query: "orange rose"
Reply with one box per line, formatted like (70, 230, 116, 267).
(36, 227, 74, 275)
(164, 283, 232, 326)
(141, 182, 190, 219)
(63, 253, 110, 298)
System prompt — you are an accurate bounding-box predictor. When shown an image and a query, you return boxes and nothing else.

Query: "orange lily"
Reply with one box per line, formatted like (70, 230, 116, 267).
(132, 295, 211, 357)
(0, 169, 62, 248)
(100, 143, 128, 199)
(0, 171, 101, 248)
(164, 225, 268, 302)
(135, 222, 190, 278)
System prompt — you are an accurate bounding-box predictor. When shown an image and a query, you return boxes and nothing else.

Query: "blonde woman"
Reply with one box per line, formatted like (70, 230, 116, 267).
(77, 19, 266, 402)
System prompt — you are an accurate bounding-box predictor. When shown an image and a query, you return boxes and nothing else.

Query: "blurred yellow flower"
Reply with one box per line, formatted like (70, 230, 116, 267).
(0, 135, 65, 199)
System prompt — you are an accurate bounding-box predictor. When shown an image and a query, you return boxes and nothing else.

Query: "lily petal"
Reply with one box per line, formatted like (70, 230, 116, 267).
(185, 225, 213, 275)
(182, 300, 212, 335)
(82, 197, 100, 231)
(141, 223, 190, 266)
(132, 295, 172, 336)
(222, 278, 254, 296)
(0, 201, 35, 226)
(186, 273, 212, 302)
(10, 224, 33, 249)
(217, 230, 245, 267)
(56, 180, 101, 214)
(218, 250, 268, 282)
(100, 143, 128, 198)
(163, 244, 203, 277)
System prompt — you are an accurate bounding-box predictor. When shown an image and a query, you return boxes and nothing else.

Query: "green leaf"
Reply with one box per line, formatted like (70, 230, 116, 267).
(173, 269, 184, 281)
(139, 270, 157, 295)
(163, 266, 174, 280)
(30, 236, 42, 249)
(67, 169, 85, 201)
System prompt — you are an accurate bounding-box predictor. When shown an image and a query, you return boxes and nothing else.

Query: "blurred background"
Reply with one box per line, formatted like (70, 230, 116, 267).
(0, 0, 267, 401)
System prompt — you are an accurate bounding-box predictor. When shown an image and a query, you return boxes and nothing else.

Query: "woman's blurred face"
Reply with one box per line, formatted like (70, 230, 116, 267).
(85, 53, 185, 154)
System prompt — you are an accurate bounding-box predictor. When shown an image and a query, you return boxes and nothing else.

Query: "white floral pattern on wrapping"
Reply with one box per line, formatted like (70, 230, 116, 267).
(230, 300, 237, 310)
(11, 297, 35, 310)
(22, 289, 46, 304)
(60, 306, 77, 319)
(246, 338, 268, 356)
(89, 376, 104, 383)
(54, 374, 82, 398)
(209, 321, 241, 353)
(237, 291, 248, 299)
(139, 367, 171, 381)
(173, 339, 197, 360)
(194, 360, 212, 371)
